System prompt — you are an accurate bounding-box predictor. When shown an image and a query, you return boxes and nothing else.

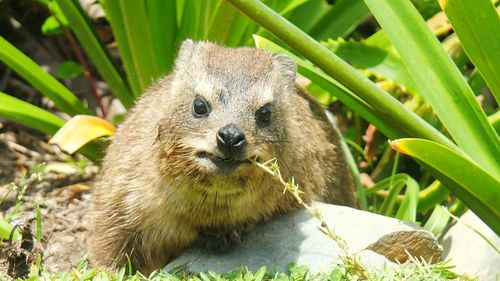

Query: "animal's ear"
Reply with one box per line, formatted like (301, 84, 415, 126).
(273, 53, 296, 83)
(175, 39, 195, 70)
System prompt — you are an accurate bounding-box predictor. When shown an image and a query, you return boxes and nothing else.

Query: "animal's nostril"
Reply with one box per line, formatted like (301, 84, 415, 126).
(217, 123, 246, 150)
(233, 132, 245, 147)
(216, 130, 228, 145)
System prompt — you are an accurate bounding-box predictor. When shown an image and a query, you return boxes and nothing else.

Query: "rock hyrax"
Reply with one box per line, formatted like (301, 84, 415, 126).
(89, 40, 358, 273)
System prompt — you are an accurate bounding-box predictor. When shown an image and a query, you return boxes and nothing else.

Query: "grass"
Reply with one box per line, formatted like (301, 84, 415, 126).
(4, 257, 468, 281)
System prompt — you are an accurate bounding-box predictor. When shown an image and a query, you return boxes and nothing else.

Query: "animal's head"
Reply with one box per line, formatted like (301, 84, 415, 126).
(156, 40, 297, 180)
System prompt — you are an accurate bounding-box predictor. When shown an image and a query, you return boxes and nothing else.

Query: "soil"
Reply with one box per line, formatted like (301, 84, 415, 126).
(0, 121, 97, 278)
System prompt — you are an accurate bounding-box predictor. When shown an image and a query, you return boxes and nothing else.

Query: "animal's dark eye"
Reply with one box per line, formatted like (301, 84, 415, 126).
(256, 104, 272, 125)
(192, 96, 210, 117)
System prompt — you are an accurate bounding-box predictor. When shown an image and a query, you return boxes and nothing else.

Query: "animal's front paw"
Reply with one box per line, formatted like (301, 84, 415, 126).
(197, 228, 246, 253)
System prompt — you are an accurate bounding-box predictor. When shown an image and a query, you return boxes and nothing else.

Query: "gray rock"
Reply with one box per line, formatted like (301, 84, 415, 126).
(355, 250, 398, 272)
(441, 211, 500, 281)
(164, 203, 441, 274)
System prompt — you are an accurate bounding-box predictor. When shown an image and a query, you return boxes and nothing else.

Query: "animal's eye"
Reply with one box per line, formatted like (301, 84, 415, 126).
(256, 104, 272, 125)
(192, 96, 210, 117)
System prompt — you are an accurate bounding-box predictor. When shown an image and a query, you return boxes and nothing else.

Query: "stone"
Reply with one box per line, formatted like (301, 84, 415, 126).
(164, 203, 441, 274)
(441, 211, 500, 281)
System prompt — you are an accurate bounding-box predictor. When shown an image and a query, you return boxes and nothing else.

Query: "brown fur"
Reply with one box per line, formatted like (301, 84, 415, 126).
(89, 40, 358, 274)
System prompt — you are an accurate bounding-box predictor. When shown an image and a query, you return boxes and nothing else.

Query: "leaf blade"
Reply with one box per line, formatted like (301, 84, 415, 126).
(49, 115, 115, 154)
(364, 0, 500, 177)
(440, 0, 500, 103)
(0, 36, 92, 116)
(390, 138, 500, 235)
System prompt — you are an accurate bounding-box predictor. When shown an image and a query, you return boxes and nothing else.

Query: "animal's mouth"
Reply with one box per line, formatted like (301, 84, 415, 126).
(196, 151, 254, 172)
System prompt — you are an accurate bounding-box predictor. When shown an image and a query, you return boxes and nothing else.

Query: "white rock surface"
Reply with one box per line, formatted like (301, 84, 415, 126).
(164, 203, 441, 274)
(441, 211, 500, 281)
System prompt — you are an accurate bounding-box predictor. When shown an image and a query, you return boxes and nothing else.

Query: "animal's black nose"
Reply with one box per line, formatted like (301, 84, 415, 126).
(217, 123, 246, 155)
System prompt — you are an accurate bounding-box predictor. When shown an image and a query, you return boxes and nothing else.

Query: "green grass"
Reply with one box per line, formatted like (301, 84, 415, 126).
(6, 256, 467, 281)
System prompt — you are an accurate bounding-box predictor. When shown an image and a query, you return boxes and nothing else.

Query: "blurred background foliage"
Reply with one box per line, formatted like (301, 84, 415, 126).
(0, 0, 498, 240)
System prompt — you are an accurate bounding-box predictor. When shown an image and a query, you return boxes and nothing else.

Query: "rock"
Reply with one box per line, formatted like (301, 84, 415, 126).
(355, 250, 398, 272)
(367, 230, 442, 262)
(164, 203, 441, 274)
(441, 211, 500, 281)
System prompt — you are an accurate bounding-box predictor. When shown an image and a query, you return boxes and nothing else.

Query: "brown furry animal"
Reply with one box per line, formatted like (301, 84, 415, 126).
(89, 40, 358, 274)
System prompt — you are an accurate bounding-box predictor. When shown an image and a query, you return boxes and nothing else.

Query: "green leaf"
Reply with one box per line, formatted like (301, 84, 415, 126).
(56, 61, 83, 79)
(99, 0, 138, 96)
(146, 0, 177, 74)
(341, 132, 368, 210)
(206, 1, 249, 46)
(286, 0, 329, 32)
(424, 205, 450, 237)
(390, 138, 500, 235)
(329, 267, 343, 281)
(0, 92, 102, 162)
(364, 0, 500, 177)
(177, 0, 212, 41)
(323, 39, 419, 95)
(56, 0, 135, 107)
(227, 0, 457, 152)
(489, 111, 500, 134)
(0, 91, 64, 134)
(49, 115, 115, 154)
(367, 173, 420, 222)
(41, 16, 63, 36)
(417, 181, 449, 213)
(395, 178, 419, 224)
(0, 218, 21, 241)
(440, 0, 500, 103)
(0, 36, 92, 116)
(35, 203, 42, 242)
(308, 0, 370, 40)
(277, 0, 309, 15)
(119, 1, 161, 92)
(253, 266, 266, 281)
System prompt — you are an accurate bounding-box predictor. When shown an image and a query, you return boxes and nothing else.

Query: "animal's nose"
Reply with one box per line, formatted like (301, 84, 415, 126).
(216, 123, 246, 155)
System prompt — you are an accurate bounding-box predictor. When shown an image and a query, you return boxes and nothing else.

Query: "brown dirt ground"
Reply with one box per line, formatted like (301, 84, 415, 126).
(0, 121, 97, 278)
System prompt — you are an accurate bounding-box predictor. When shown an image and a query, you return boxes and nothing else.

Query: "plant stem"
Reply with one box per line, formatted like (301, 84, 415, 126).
(62, 28, 107, 118)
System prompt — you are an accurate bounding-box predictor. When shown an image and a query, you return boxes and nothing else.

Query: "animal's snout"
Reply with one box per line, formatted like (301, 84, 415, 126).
(216, 123, 246, 156)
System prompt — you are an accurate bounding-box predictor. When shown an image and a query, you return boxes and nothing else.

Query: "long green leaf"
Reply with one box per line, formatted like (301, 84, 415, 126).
(440, 0, 500, 103)
(489, 111, 500, 134)
(424, 205, 451, 237)
(367, 173, 419, 217)
(0, 92, 102, 162)
(206, 1, 245, 46)
(120, 1, 160, 92)
(391, 138, 500, 235)
(323, 39, 419, 95)
(308, 0, 370, 40)
(286, 0, 328, 32)
(364, 0, 500, 177)
(0, 92, 65, 134)
(0, 219, 21, 241)
(55, 0, 134, 109)
(100, 0, 141, 96)
(147, 0, 177, 74)
(227, 0, 457, 150)
(395, 179, 419, 224)
(0, 36, 92, 116)
(177, 0, 211, 41)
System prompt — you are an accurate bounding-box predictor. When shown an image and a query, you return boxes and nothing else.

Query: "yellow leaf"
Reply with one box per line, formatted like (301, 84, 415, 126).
(49, 115, 115, 154)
